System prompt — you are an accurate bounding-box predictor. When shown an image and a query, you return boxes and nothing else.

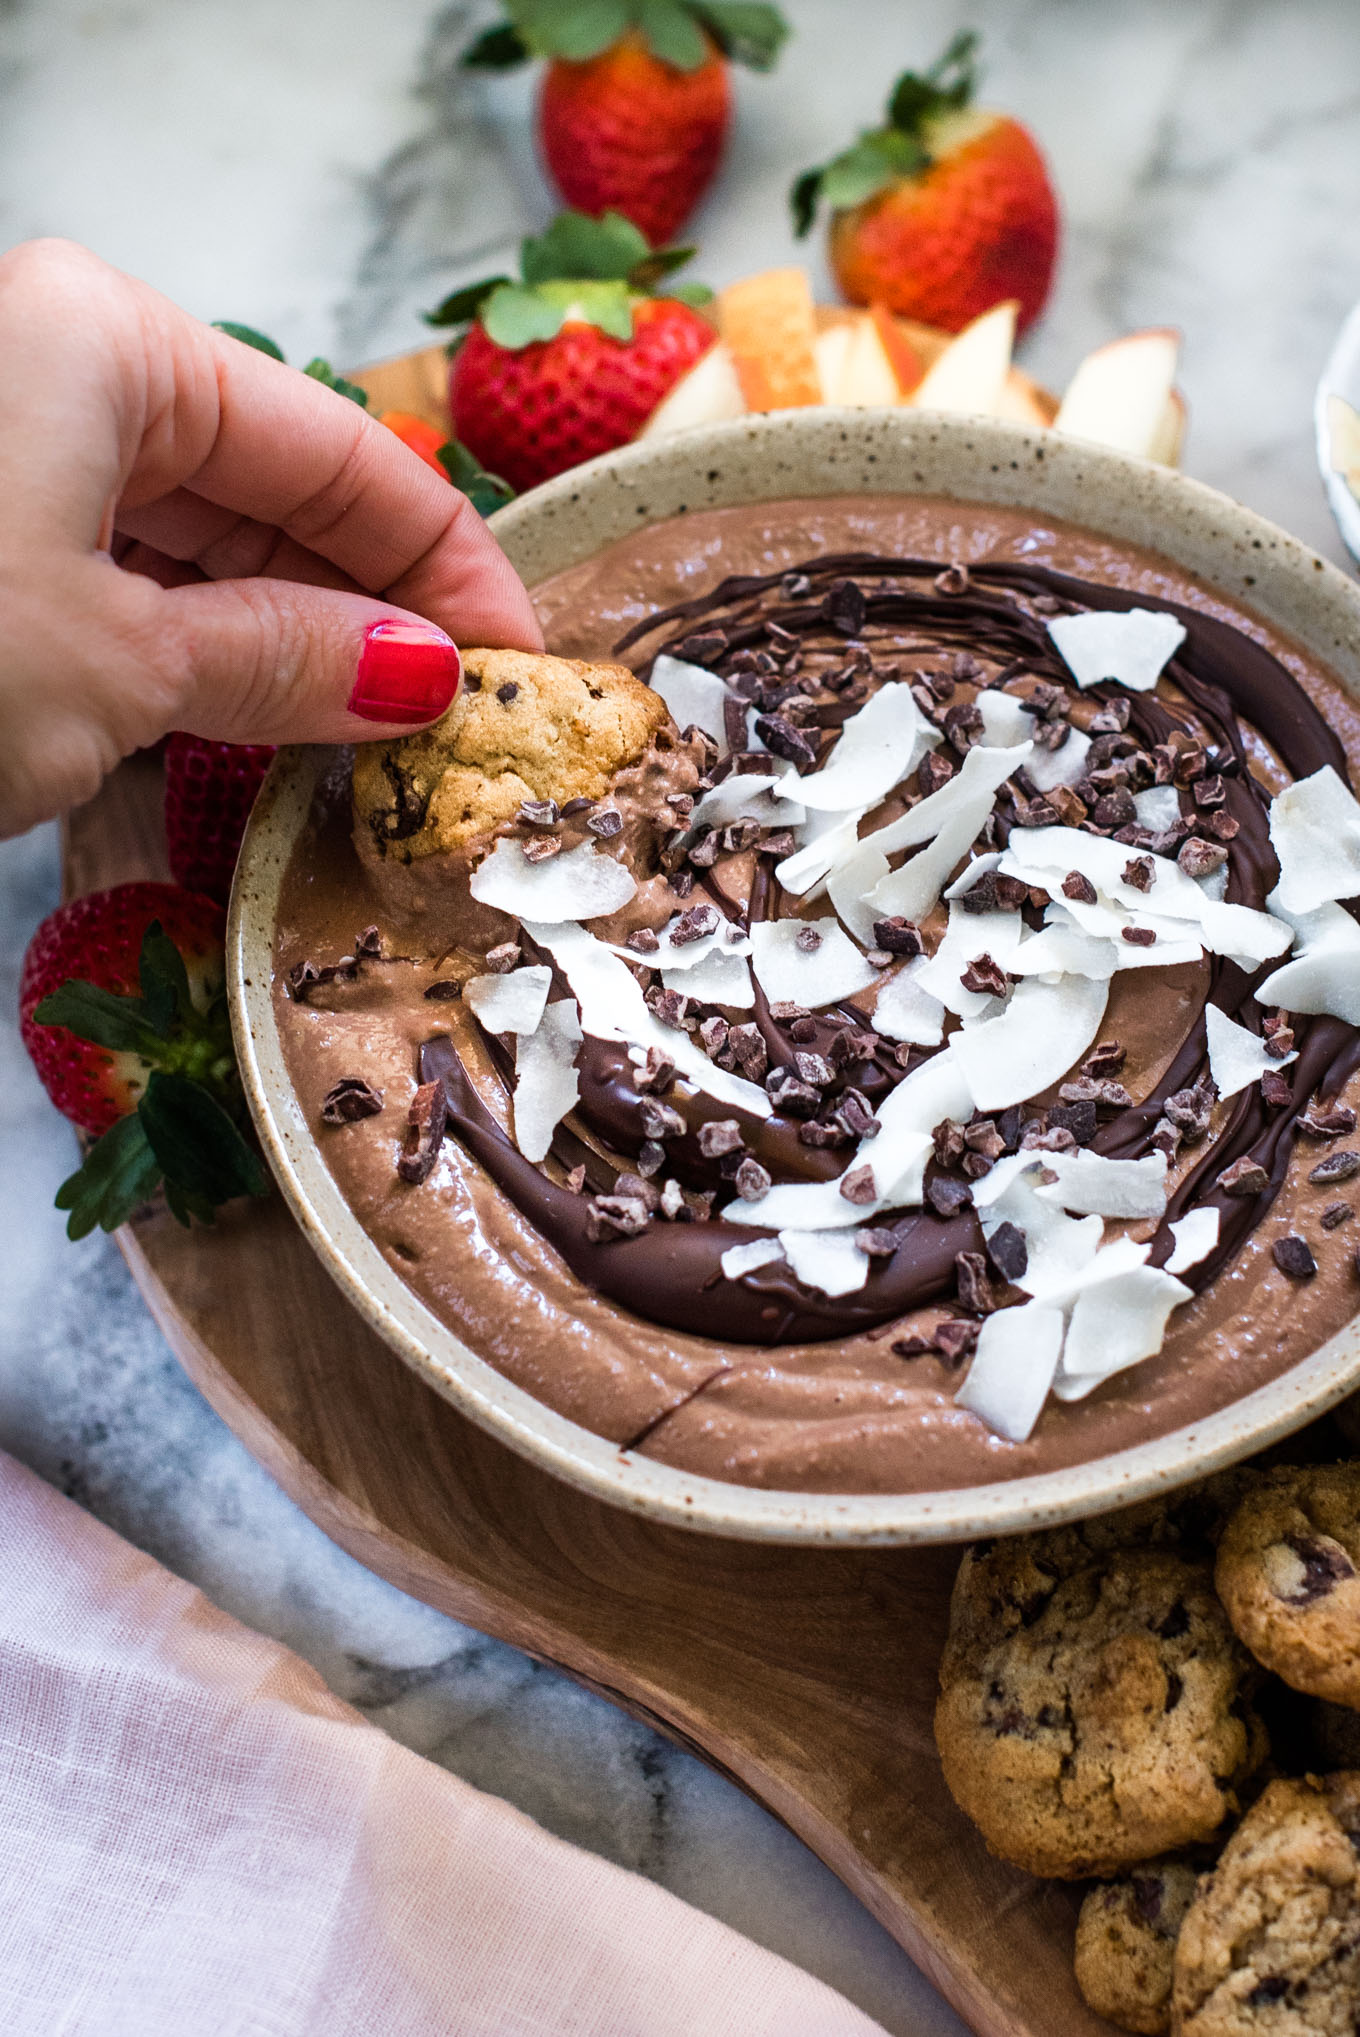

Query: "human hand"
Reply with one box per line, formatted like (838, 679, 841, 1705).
(0, 239, 544, 837)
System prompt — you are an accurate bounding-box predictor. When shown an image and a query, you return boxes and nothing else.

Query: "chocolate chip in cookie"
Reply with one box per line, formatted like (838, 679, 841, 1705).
(1215, 1463, 1360, 1707)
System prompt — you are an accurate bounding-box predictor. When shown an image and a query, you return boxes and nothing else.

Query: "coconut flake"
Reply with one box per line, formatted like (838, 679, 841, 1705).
(1255, 896, 1360, 1025)
(720, 1237, 785, 1282)
(1000, 825, 1291, 970)
(1205, 1003, 1297, 1099)
(464, 965, 552, 1035)
(1134, 784, 1182, 831)
(1055, 1262, 1192, 1393)
(955, 1303, 1065, 1442)
(976, 690, 1033, 750)
(859, 749, 1030, 932)
(1269, 765, 1360, 915)
(973, 1158, 1106, 1299)
(471, 838, 637, 922)
(526, 919, 771, 1118)
(951, 973, 1109, 1111)
(872, 955, 947, 1045)
(1025, 726, 1092, 794)
(661, 946, 754, 1007)
(1047, 607, 1187, 692)
(778, 1228, 871, 1298)
(914, 900, 1025, 1018)
(512, 1000, 582, 1162)
(791, 679, 929, 812)
(1034, 1149, 1168, 1220)
(828, 742, 1032, 941)
(690, 773, 805, 834)
(648, 654, 732, 750)
(776, 808, 869, 900)
(749, 917, 879, 1008)
(1164, 1206, 1220, 1275)
(1009, 918, 1119, 981)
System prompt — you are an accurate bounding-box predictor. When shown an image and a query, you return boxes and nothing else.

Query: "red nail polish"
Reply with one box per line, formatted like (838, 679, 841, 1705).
(349, 620, 461, 724)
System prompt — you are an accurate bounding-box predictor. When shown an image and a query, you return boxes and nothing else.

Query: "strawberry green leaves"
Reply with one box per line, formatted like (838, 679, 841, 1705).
(36, 920, 269, 1240)
(425, 210, 710, 351)
(211, 322, 370, 408)
(301, 358, 371, 408)
(436, 439, 516, 516)
(461, 0, 786, 74)
(211, 321, 285, 360)
(791, 28, 981, 235)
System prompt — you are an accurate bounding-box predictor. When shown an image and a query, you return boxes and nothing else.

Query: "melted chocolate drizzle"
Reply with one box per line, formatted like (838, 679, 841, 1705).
(425, 554, 1358, 1346)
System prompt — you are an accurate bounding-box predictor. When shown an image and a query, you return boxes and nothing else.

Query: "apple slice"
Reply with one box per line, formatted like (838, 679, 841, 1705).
(641, 339, 747, 439)
(1147, 389, 1187, 467)
(814, 322, 854, 404)
(718, 269, 822, 412)
(992, 372, 1053, 428)
(869, 305, 924, 397)
(1054, 329, 1181, 459)
(815, 314, 902, 407)
(910, 301, 1018, 416)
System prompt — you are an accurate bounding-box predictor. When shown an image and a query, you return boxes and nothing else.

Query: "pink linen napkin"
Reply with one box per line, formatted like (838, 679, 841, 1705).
(0, 1448, 888, 2036)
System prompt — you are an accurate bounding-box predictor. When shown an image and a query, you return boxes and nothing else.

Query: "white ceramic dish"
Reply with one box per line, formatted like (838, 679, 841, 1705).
(1315, 298, 1360, 565)
(229, 409, 1360, 1544)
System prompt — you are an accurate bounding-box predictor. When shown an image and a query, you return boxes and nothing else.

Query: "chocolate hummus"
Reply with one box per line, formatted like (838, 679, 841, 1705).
(272, 496, 1360, 1493)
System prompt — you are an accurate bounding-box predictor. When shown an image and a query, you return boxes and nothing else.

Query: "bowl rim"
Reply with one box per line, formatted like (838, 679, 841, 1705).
(230, 408, 1360, 1544)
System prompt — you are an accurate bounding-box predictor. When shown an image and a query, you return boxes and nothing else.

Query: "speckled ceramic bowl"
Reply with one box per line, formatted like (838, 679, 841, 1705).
(229, 410, 1360, 1543)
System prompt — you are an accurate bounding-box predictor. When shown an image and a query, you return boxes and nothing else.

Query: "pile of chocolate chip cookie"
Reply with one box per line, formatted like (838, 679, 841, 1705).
(935, 1459, 1360, 2032)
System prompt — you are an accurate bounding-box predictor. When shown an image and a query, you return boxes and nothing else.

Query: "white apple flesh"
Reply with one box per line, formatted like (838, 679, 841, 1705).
(641, 340, 747, 439)
(910, 300, 1018, 417)
(1054, 329, 1181, 459)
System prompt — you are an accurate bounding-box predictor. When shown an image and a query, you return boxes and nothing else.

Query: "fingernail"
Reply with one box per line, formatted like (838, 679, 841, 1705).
(349, 620, 461, 725)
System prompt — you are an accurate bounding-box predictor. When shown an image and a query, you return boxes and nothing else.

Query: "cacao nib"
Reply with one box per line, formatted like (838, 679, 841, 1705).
(986, 1221, 1029, 1283)
(397, 1080, 447, 1185)
(1219, 1157, 1270, 1197)
(321, 1077, 384, 1125)
(1273, 1235, 1317, 1280)
(1310, 1151, 1360, 1184)
(872, 915, 925, 955)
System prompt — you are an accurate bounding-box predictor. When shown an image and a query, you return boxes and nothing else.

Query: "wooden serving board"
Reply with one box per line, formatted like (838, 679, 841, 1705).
(64, 755, 1105, 2037)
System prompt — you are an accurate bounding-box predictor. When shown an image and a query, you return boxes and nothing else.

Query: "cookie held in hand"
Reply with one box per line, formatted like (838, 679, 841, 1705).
(1216, 1464, 1360, 1709)
(353, 647, 670, 860)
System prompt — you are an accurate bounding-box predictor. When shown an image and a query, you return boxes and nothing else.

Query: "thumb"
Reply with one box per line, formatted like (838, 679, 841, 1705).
(161, 575, 475, 744)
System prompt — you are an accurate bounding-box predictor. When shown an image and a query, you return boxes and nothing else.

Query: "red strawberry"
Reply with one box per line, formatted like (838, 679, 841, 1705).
(792, 32, 1059, 337)
(428, 211, 716, 493)
(19, 883, 267, 1237)
(463, 3, 788, 245)
(164, 734, 276, 905)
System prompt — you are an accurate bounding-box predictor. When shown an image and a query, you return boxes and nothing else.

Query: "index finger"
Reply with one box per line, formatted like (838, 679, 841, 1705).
(0, 240, 542, 650)
(189, 327, 543, 650)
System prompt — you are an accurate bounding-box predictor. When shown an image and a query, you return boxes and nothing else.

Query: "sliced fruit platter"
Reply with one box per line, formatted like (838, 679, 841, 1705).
(374, 239, 1186, 490)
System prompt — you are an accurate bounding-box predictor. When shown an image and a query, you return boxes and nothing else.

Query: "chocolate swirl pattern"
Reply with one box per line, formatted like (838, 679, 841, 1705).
(421, 554, 1360, 1358)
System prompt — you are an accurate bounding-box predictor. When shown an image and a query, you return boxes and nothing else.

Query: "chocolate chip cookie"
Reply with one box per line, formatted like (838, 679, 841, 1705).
(1074, 1860, 1200, 2034)
(353, 647, 670, 858)
(936, 1531, 1265, 1879)
(1216, 1465, 1360, 1709)
(1172, 1773, 1360, 2034)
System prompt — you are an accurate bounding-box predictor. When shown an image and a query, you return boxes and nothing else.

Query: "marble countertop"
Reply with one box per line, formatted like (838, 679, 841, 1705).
(3, 2, 1360, 2028)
